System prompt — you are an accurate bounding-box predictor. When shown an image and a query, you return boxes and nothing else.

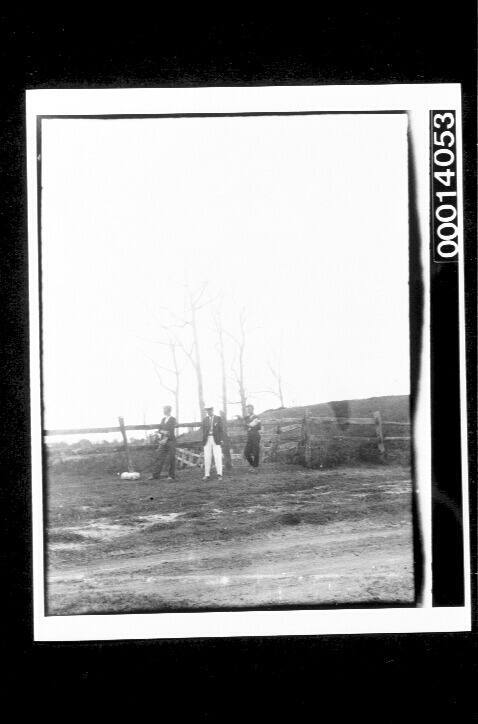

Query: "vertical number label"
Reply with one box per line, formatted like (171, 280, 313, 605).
(431, 111, 459, 262)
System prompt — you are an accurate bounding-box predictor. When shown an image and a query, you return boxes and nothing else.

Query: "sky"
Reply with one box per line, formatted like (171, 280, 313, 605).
(40, 113, 409, 433)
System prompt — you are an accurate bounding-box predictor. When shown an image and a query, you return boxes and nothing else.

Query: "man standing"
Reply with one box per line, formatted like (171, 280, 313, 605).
(202, 406, 223, 481)
(244, 404, 261, 469)
(151, 405, 177, 481)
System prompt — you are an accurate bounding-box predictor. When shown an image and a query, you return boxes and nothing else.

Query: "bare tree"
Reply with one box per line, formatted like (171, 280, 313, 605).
(228, 307, 248, 419)
(213, 307, 229, 420)
(156, 283, 214, 421)
(268, 359, 285, 408)
(148, 338, 181, 421)
(246, 344, 286, 412)
(213, 306, 232, 470)
(187, 286, 206, 419)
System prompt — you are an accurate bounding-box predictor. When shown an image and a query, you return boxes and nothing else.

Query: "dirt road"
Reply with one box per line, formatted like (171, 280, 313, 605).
(45, 462, 414, 614)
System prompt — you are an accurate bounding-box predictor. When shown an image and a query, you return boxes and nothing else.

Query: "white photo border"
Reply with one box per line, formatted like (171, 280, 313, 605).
(26, 84, 470, 640)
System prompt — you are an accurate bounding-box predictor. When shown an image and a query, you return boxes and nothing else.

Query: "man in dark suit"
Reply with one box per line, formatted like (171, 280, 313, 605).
(202, 406, 223, 481)
(151, 405, 177, 480)
(244, 404, 261, 469)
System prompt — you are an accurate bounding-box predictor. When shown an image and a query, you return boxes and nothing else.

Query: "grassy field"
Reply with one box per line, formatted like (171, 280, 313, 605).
(45, 461, 415, 615)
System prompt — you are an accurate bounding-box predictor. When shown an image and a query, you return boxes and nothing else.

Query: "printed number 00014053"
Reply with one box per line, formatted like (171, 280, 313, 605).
(431, 111, 459, 262)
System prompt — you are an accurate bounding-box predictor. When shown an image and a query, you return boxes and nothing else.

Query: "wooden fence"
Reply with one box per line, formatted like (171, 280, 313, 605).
(295, 411, 402, 467)
(175, 447, 203, 469)
(44, 411, 411, 470)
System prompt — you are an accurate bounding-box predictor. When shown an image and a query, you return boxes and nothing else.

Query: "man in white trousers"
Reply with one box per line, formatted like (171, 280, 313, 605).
(202, 406, 223, 481)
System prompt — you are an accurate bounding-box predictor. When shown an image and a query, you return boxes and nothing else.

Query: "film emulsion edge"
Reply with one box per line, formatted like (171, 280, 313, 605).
(430, 109, 464, 606)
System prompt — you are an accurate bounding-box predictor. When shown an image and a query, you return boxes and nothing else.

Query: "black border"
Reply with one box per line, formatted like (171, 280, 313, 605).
(429, 110, 464, 606)
(2, 9, 476, 713)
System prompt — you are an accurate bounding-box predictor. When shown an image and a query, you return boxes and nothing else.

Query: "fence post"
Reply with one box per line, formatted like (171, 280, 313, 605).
(118, 416, 134, 472)
(220, 411, 233, 471)
(373, 411, 386, 458)
(259, 434, 266, 466)
(303, 410, 312, 468)
(270, 424, 282, 462)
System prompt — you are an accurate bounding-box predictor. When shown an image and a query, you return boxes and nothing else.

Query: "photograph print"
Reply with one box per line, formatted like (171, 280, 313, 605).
(27, 86, 470, 638)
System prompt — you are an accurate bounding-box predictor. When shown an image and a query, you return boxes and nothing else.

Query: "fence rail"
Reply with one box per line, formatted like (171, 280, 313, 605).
(44, 421, 203, 436)
(44, 418, 411, 438)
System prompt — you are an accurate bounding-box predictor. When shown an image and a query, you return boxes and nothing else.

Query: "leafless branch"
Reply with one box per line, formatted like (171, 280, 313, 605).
(191, 282, 208, 307)
(231, 363, 240, 384)
(268, 361, 276, 376)
(165, 326, 195, 367)
(155, 304, 192, 328)
(147, 356, 176, 395)
(152, 367, 175, 395)
(153, 361, 176, 375)
(223, 328, 240, 346)
(267, 358, 285, 407)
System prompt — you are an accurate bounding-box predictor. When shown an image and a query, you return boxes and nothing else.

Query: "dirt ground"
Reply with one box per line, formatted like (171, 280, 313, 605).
(45, 462, 415, 614)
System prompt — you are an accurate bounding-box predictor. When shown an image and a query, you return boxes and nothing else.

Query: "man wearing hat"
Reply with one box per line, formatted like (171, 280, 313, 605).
(202, 406, 223, 481)
(151, 405, 177, 481)
(244, 403, 262, 469)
